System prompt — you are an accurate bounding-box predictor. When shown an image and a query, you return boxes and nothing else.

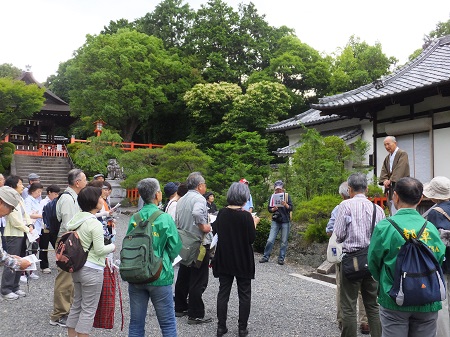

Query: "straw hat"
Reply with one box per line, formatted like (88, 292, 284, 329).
(423, 176, 450, 200)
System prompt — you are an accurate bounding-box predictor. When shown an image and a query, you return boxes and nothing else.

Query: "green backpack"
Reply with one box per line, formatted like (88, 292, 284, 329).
(119, 210, 163, 284)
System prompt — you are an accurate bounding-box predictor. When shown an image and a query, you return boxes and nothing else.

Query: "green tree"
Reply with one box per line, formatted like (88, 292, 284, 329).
(138, 0, 194, 49)
(222, 81, 292, 136)
(71, 130, 124, 177)
(101, 19, 137, 35)
(0, 78, 45, 138)
(0, 63, 22, 79)
(157, 141, 211, 183)
(184, 82, 241, 148)
(428, 19, 450, 39)
(291, 128, 352, 200)
(45, 59, 73, 103)
(207, 132, 271, 209)
(66, 29, 192, 142)
(328, 36, 397, 95)
(119, 148, 164, 188)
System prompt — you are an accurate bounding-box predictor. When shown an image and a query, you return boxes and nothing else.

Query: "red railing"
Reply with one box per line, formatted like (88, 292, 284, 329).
(368, 196, 388, 208)
(127, 188, 140, 205)
(15, 145, 68, 157)
(70, 137, 164, 151)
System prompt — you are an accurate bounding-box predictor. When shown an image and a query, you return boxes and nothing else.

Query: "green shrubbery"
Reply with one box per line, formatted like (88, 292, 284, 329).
(254, 217, 271, 253)
(295, 194, 342, 243)
(0, 142, 15, 174)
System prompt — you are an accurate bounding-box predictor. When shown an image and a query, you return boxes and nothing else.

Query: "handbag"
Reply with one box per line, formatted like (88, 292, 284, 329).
(326, 232, 343, 263)
(341, 203, 376, 281)
(177, 228, 205, 268)
(93, 260, 124, 330)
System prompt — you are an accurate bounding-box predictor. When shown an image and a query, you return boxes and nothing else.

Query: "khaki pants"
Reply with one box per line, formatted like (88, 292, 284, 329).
(336, 263, 367, 325)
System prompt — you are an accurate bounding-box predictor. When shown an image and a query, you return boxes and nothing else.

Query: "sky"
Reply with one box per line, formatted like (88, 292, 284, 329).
(2, 0, 450, 83)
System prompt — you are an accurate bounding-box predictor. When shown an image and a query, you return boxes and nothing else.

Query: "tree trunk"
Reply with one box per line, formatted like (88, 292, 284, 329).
(122, 119, 139, 142)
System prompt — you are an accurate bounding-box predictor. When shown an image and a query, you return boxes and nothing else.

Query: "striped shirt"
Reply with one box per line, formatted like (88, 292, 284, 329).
(334, 194, 385, 253)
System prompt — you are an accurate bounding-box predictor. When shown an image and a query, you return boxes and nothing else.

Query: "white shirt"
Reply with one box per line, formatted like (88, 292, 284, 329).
(389, 147, 399, 172)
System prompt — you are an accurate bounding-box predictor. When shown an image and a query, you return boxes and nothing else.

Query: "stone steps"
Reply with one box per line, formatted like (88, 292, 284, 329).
(12, 154, 72, 193)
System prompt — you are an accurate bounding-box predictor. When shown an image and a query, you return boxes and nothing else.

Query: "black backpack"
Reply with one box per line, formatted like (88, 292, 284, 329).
(119, 210, 164, 284)
(387, 218, 446, 306)
(55, 215, 94, 273)
(42, 192, 74, 234)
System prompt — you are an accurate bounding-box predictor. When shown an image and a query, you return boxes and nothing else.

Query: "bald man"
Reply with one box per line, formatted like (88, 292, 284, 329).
(379, 136, 410, 214)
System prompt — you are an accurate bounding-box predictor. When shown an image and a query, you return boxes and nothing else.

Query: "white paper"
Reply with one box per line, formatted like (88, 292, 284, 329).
(209, 214, 217, 223)
(26, 230, 40, 243)
(210, 233, 218, 249)
(172, 255, 182, 266)
(16, 254, 40, 271)
(269, 193, 285, 207)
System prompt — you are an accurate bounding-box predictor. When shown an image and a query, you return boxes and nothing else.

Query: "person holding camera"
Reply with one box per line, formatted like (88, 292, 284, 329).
(259, 180, 293, 265)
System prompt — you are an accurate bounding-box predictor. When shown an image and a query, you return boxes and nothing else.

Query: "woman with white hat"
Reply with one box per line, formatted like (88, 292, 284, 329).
(423, 176, 450, 337)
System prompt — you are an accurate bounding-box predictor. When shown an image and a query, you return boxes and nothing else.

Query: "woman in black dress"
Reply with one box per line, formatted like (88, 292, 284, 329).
(212, 182, 260, 337)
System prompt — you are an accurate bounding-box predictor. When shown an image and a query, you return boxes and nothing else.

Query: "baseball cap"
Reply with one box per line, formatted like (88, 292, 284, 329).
(28, 173, 40, 180)
(274, 180, 284, 189)
(239, 178, 249, 185)
(164, 182, 178, 198)
(93, 174, 104, 179)
(0, 186, 21, 209)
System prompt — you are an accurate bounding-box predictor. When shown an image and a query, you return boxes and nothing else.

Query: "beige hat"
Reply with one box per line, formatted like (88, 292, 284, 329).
(423, 176, 450, 200)
(0, 186, 21, 209)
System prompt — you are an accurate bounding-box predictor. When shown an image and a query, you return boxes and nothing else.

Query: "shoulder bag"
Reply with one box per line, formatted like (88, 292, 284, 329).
(341, 203, 376, 281)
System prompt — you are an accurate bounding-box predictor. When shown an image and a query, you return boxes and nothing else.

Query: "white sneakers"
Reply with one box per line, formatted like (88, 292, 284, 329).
(41, 268, 51, 274)
(20, 275, 27, 283)
(2, 292, 19, 300)
(15, 290, 26, 297)
(29, 273, 39, 280)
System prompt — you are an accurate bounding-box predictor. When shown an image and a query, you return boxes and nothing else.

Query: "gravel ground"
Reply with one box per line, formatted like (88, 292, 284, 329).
(0, 208, 368, 337)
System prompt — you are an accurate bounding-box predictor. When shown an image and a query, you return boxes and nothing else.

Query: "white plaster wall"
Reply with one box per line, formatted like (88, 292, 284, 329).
(434, 128, 450, 178)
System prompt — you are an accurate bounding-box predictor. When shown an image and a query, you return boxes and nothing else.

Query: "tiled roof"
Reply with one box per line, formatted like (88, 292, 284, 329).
(273, 126, 363, 156)
(266, 108, 345, 132)
(312, 35, 450, 111)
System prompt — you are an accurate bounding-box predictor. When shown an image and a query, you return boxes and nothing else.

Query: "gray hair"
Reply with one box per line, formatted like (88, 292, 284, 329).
(338, 181, 349, 198)
(137, 178, 160, 204)
(226, 182, 250, 206)
(347, 173, 367, 193)
(68, 169, 84, 186)
(385, 135, 397, 143)
(186, 172, 205, 190)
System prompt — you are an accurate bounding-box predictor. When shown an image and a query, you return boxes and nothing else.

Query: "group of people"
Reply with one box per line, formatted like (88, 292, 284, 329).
(327, 135, 450, 337)
(131, 172, 265, 337)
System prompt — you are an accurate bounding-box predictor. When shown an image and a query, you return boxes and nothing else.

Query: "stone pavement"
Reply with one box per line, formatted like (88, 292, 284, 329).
(0, 209, 370, 337)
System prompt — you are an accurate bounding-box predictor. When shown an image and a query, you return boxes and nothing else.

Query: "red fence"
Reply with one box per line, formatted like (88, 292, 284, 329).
(127, 188, 140, 205)
(70, 137, 164, 151)
(15, 145, 68, 157)
(368, 196, 387, 208)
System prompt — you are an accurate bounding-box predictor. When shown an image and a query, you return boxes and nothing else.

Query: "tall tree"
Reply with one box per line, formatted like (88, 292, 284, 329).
(137, 0, 194, 50)
(184, 82, 242, 148)
(45, 59, 73, 103)
(0, 78, 45, 138)
(101, 19, 137, 35)
(66, 29, 192, 142)
(328, 36, 397, 95)
(0, 63, 22, 79)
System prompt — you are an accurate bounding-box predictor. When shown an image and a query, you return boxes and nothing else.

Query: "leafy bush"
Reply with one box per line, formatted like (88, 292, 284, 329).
(294, 194, 342, 223)
(70, 130, 124, 177)
(2, 142, 15, 153)
(295, 194, 341, 243)
(367, 184, 383, 197)
(0, 142, 15, 173)
(254, 216, 271, 253)
(66, 143, 85, 157)
(302, 219, 329, 243)
(119, 148, 163, 188)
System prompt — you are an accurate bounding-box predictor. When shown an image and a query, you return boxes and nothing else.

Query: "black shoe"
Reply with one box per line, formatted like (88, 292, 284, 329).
(188, 316, 213, 325)
(239, 328, 249, 337)
(259, 257, 268, 263)
(175, 310, 188, 317)
(49, 315, 67, 327)
(277, 259, 284, 265)
(217, 327, 228, 336)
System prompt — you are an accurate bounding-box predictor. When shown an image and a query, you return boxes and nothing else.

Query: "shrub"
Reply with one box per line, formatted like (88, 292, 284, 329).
(1, 142, 15, 153)
(254, 217, 271, 253)
(294, 194, 342, 223)
(302, 219, 329, 243)
(367, 184, 383, 197)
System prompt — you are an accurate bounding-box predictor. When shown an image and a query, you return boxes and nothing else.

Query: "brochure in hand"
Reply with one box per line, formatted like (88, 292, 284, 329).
(269, 193, 285, 207)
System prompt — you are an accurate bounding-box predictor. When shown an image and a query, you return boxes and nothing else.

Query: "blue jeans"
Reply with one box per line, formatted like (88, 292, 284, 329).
(263, 221, 290, 261)
(128, 284, 177, 337)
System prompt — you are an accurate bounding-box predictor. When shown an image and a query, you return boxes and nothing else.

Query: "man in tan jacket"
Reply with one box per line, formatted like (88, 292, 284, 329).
(379, 136, 410, 214)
